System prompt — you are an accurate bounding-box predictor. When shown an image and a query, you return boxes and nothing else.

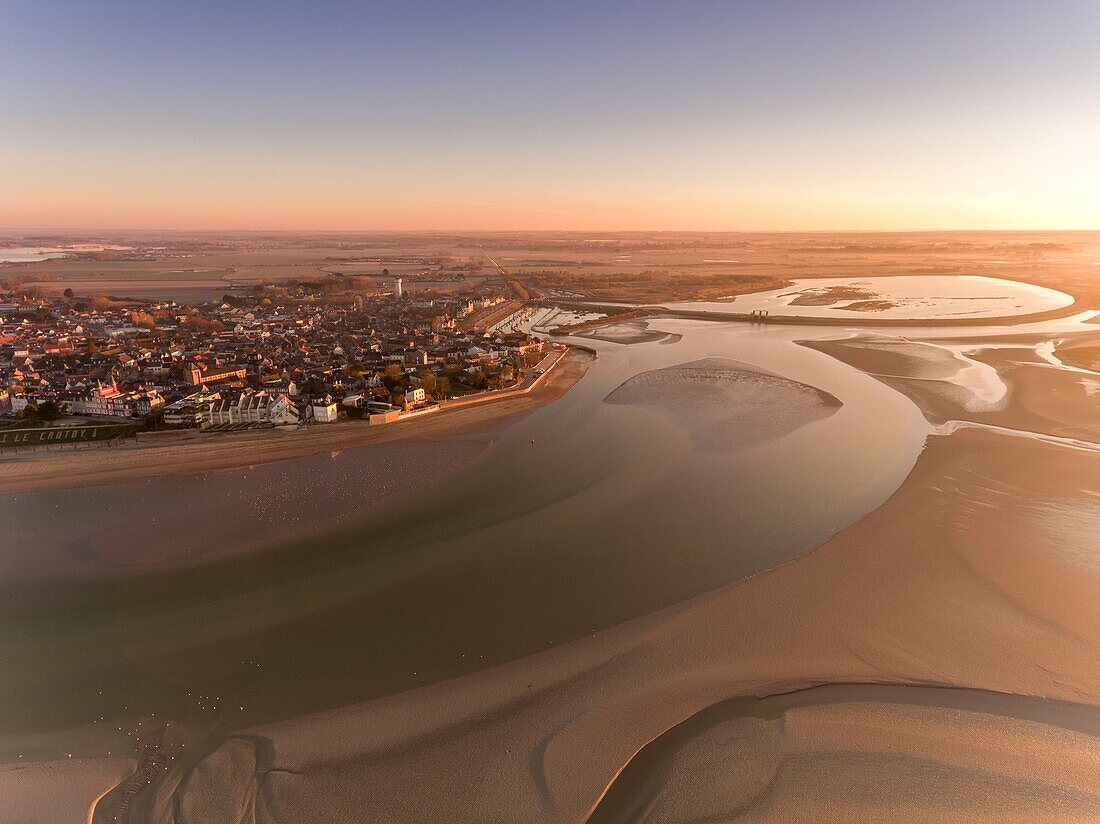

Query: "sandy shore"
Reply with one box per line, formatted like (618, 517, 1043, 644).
(0, 349, 592, 496)
(591, 686, 1100, 822)
(97, 422, 1097, 823)
(44, 401, 1095, 823)
(800, 330, 1100, 443)
(8, 316, 1100, 821)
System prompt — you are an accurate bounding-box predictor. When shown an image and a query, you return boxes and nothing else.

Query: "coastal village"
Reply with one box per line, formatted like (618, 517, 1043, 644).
(0, 272, 558, 446)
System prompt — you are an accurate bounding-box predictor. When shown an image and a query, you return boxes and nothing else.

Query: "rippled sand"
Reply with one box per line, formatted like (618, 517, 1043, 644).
(111, 425, 1099, 824)
(576, 320, 680, 345)
(803, 331, 1100, 442)
(605, 357, 841, 451)
(6, 314, 1100, 823)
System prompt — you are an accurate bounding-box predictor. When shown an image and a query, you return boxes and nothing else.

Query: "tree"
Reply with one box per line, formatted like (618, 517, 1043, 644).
(18, 401, 60, 421)
(382, 363, 403, 390)
(130, 310, 156, 329)
(419, 372, 437, 398)
(435, 376, 451, 399)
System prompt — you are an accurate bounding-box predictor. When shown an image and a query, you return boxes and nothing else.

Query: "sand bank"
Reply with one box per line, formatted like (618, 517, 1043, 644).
(0, 349, 592, 496)
(801, 332, 1100, 443)
(576, 320, 681, 345)
(0, 757, 134, 824)
(605, 357, 841, 451)
(591, 686, 1100, 823)
(76, 422, 1100, 822)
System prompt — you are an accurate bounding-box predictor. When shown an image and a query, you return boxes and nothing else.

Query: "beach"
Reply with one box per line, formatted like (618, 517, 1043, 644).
(800, 329, 1100, 442)
(2, 275, 1099, 823)
(106, 425, 1100, 823)
(6, 0, 1100, 811)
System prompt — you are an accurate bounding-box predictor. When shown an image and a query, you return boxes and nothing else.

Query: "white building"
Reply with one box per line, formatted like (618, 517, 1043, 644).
(163, 391, 221, 427)
(68, 383, 164, 418)
(311, 395, 339, 423)
(205, 390, 300, 426)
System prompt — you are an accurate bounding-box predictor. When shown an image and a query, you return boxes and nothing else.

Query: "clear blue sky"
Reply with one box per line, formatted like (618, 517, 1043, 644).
(3, 0, 1098, 230)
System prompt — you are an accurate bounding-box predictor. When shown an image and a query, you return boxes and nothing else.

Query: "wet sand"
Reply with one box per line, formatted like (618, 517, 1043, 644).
(121, 425, 1100, 823)
(605, 357, 841, 451)
(7, 294, 1100, 821)
(786, 283, 877, 305)
(576, 320, 681, 345)
(591, 687, 1100, 823)
(0, 758, 133, 824)
(801, 331, 1100, 442)
(0, 349, 592, 496)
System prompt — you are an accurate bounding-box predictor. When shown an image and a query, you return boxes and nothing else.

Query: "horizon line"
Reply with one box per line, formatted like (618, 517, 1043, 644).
(3, 226, 1100, 236)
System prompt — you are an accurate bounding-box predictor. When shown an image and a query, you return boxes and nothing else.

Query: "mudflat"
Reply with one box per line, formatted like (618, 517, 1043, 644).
(605, 357, 841, 451)
(119, 426, 1100, 823)
(3, 258, 1099, 823)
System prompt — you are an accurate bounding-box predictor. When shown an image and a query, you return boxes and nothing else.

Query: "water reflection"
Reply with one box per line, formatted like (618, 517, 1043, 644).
(666, 275, 1075, 319)
(1, 320, 930, 737)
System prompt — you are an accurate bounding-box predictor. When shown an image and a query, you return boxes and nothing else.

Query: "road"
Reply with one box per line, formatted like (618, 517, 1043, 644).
(481, 247, 543, 300)
(480, 246, 508, 278)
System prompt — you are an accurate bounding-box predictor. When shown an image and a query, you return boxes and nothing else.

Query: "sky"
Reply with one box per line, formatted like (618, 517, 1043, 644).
(2, 0, 1098, 232)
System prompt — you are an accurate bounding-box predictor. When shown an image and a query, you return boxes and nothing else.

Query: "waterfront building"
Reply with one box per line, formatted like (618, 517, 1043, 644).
(67, 382, 164, 418)
(163, 391, 222, 427)
(310, 395, 339, 423)
(205, 389, 300, 426)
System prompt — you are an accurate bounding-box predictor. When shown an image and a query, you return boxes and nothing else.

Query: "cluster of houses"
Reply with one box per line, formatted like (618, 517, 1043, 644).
(0, 282, 545, 433)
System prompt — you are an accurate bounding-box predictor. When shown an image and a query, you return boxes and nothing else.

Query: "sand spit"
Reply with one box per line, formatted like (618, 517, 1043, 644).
(605, 357, 841, 451)
(77, 425, 1100, 823)
(576, 320, 681, 345)
(800, 336, 967, 380)
(0, 349, 592, 496)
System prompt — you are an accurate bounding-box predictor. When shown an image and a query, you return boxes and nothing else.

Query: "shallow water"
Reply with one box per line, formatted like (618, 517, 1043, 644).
(0, 319, 929, 738)
(0, 245, 131, 263)
(670, 275, 1074, 319)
